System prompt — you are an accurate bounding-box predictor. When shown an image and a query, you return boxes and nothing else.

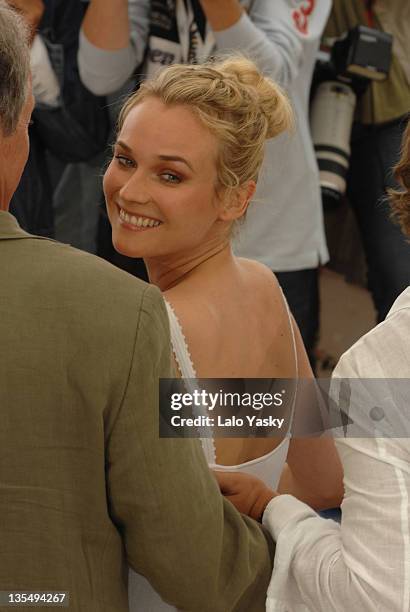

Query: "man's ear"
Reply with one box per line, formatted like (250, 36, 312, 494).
(218, 181, 256, 222)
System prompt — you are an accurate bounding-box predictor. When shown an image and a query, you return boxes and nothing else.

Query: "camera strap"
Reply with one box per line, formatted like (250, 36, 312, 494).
(364, 0, 376, 27)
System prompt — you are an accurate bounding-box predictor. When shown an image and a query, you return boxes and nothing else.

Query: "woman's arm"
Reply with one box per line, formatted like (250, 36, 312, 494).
(82, 0, 130, 49)
(278, 440, 343, 510)
(199, 0, 243, 31)
(78, 0, 149, 95)
(278, 319, 344, 510)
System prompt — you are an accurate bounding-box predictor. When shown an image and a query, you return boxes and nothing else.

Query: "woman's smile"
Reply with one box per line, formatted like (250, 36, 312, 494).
(117, 204, 162, 231)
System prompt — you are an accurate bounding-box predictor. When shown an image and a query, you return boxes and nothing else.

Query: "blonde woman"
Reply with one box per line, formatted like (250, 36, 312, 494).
(103, 57, 343, 610)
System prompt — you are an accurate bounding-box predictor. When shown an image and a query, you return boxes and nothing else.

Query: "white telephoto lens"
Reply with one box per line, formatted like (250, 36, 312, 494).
(310, 81, 356, 202)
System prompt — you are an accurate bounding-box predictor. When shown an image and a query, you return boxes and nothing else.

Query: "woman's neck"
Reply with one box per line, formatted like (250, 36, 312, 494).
(145, 240, 233, 292)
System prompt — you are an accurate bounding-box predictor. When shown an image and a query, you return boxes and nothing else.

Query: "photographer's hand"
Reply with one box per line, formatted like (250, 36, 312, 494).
(214, 470, 277, 522)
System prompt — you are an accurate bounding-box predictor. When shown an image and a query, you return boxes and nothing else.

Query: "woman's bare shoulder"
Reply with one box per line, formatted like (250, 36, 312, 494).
(163, 284, 211, 337)
(236, 257, 284, 302)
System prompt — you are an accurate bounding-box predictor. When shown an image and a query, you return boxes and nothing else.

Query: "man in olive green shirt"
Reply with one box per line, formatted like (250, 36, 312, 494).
(0, 4, 273, 610)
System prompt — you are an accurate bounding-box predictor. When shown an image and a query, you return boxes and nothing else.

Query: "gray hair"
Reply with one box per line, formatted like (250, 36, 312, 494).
(0, 1, 30, 137)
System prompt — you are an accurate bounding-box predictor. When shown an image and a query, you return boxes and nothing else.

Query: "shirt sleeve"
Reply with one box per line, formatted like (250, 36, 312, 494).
(106, 285, 274, 611)
(78, 0, 149, 95)
(30, 35, 61, 108)
(213, 0, 332, 88)
(262, 317, 410, 611)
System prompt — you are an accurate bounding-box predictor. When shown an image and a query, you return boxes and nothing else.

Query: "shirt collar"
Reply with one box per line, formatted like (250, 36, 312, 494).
(0, 210, 38, 240)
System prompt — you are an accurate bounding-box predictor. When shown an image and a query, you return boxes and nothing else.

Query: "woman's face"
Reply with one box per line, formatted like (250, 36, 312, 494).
(104, 98, 230, 260)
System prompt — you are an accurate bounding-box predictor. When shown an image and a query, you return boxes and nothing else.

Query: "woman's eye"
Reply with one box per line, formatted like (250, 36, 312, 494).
(161, 172, 181, 184)
(114, 155, 135, 168)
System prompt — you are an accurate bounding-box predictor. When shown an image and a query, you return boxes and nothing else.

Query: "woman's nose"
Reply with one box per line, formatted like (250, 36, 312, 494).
(119, 171, 151, 205)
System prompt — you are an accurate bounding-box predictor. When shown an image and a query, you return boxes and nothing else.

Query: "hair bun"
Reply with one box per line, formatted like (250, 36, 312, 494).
(215, 56, 293, 140)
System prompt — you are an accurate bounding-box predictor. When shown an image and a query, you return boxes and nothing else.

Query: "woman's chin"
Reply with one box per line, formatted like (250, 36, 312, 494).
(112, 235, 145, 259)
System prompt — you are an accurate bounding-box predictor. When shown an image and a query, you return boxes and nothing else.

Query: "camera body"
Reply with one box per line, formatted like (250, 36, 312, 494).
(310, 25, 393, 208)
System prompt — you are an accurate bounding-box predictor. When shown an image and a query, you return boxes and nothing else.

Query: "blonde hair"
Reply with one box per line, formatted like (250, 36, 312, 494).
(118, 56, 293, 191)
(389, 117, 410, 239)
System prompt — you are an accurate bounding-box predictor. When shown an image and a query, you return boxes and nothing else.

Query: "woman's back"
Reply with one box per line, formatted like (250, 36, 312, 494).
(164, 256, 298, 467)
(165, 258, 296, 376)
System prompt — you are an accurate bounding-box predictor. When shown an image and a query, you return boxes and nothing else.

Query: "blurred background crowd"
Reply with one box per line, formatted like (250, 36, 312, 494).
(8, 0, 410, 372)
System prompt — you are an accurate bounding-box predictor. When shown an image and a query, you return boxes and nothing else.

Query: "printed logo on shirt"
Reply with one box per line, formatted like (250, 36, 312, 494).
(292, 0, 316, 35)
(146, 37, 182, 79)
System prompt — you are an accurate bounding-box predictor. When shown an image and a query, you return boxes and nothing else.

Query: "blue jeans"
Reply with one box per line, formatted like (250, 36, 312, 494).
(347, 116, 410, 322)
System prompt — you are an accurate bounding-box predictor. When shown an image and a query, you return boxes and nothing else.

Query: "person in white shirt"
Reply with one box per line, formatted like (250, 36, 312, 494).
(215, 118, 410, 611)
(78, 0, 331, 367)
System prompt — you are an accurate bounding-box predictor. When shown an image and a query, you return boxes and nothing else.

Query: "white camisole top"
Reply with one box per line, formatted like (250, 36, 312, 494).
(164, 298, 298, 490)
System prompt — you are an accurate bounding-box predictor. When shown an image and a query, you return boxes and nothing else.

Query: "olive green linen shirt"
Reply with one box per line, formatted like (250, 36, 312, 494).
(0, 212, 273, 611)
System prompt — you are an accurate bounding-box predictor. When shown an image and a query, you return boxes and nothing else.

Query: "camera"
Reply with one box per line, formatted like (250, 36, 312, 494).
(310, 25, 393, 208)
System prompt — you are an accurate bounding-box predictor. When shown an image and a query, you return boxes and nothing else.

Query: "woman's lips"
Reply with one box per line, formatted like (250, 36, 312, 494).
(117, 205, 162, 230)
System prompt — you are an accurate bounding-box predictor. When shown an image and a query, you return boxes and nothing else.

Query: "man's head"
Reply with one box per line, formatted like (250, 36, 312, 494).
(0, 1, 33, 211)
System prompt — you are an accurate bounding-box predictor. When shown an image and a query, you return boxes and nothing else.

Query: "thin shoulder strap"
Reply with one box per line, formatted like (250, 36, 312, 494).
(164, 300, 197, 379)
(278, 287, 299, 437)
(164, 300, 216, 464)
(279, 287, 299, 378)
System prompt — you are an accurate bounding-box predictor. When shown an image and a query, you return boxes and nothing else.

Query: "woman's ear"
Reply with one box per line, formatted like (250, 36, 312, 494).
(218, 180, 256, 222)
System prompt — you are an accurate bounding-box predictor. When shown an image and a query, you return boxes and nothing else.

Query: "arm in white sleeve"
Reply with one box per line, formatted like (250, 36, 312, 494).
(78, 0, 149, 95)
(264, 437, 409, 612)
(30, 34, 61, 108)
(262, 309, 410, 611)
(213, 0, 331, 88)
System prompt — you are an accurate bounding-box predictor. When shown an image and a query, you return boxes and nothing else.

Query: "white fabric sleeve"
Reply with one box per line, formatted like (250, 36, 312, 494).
(78, 0, 149, 95)
(30, 35, 61, 108)
(263, 438, 409, 612)
(262, 304, 410, 612)
(213, 0, 331, 88)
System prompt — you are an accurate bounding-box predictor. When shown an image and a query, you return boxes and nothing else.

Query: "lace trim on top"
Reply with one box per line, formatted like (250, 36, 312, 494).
(164, 300, 217, 464)
(164, 292, 298, 472)
(164, 301, 197, 378)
